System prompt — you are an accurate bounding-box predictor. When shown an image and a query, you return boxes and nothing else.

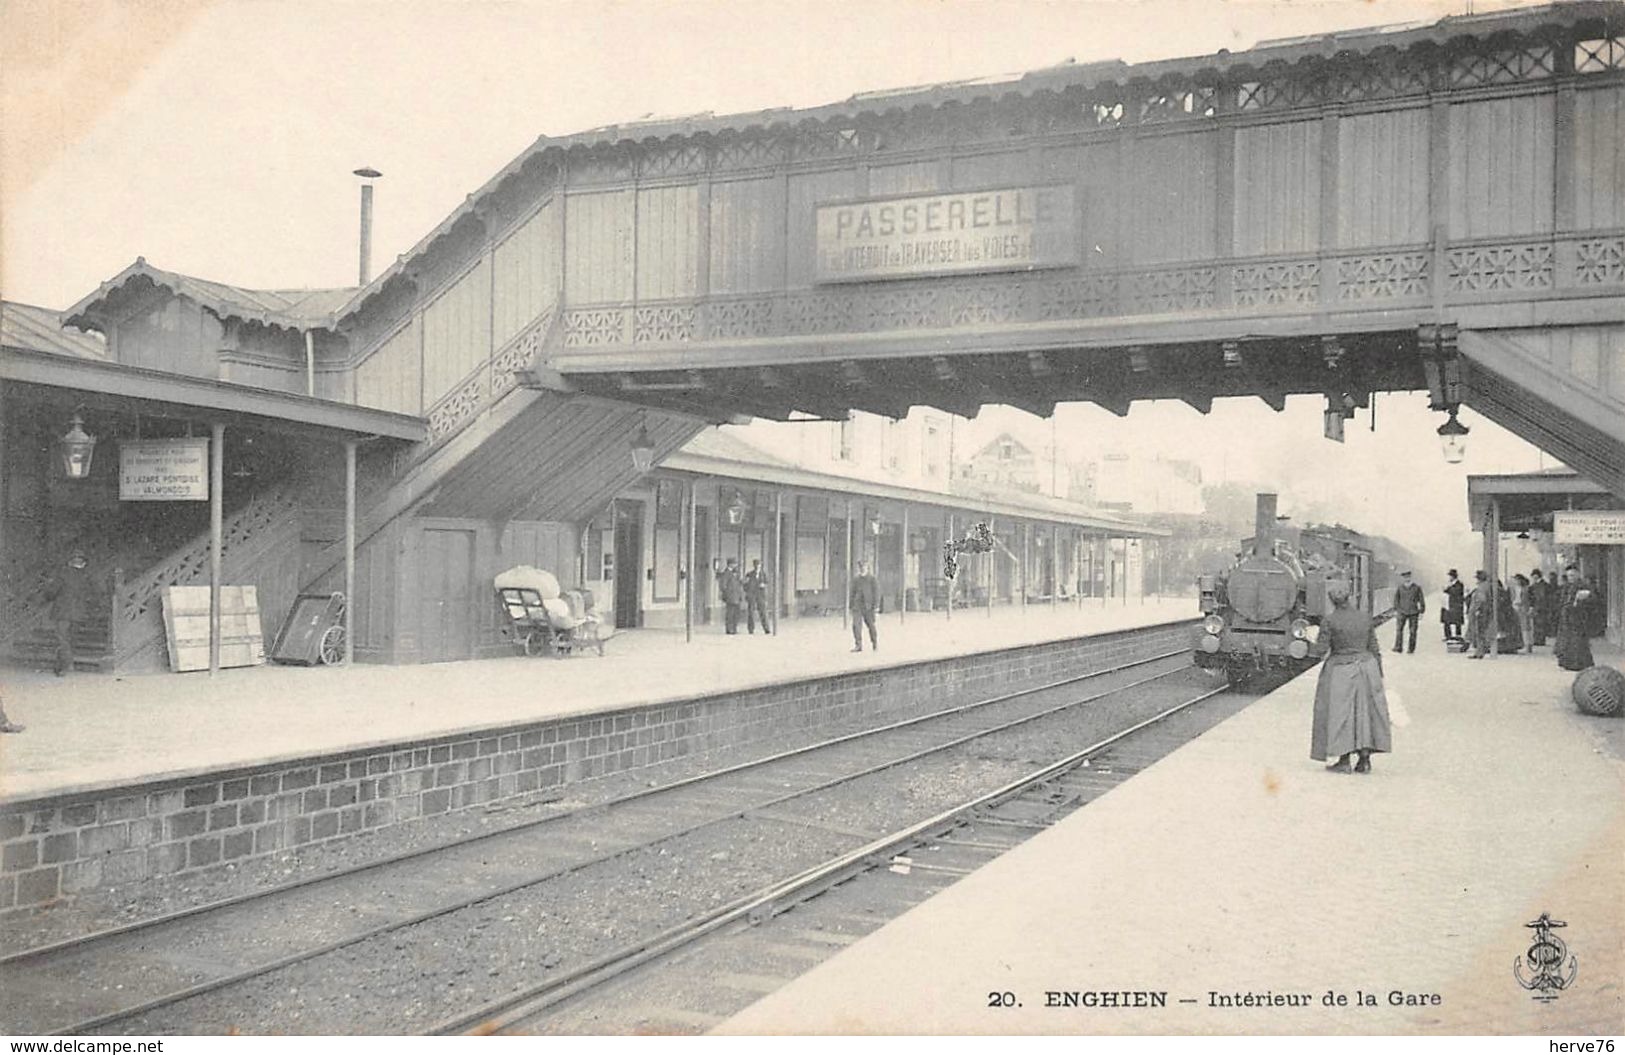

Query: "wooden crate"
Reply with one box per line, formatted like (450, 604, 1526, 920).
(161, 585, 266, 672)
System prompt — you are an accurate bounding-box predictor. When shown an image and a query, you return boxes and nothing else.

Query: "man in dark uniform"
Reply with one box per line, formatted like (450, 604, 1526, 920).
(1527, 568, 1552, 647)
(1441, 568, 1465, 643)
(47, 550, 94, 676)
(850, 560, 879, 652)
(743, 559, 772, 634)
(717, 558, 745, 635)
(1391, 571, 1425, 653)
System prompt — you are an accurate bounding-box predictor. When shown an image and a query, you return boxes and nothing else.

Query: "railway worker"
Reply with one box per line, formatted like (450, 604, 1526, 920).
(849, 560, 880, 653)
(1528, 569, 1553, 648)
(1466, 570, 1495, 659)
(1441, 569, 1465, 643)
(1391, 571, 1425, 654)
(717, 558, 746, 635)
(1310, 580, 1392, 775)
(1554, 565, 1598, 672)
(743, 559, 772, 635)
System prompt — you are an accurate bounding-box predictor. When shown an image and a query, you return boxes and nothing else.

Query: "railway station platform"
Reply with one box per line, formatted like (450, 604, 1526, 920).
(0, 597, 1188, 802)
(718, 641, 1625, 1036)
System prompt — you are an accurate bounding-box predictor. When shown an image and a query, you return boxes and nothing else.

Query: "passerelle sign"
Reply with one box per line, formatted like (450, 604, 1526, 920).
(815, 185, 1077, 283)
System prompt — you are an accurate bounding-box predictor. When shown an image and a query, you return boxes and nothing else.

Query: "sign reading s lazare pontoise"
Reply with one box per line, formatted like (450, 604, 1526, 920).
(120, 439, 209, 501)
(816, 185, 1077, 282)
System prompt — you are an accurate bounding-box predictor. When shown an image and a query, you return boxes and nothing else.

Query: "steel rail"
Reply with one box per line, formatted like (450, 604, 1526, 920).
(32, 646, 1195, 1035)
(432, 681, 1231, 1036)
(2, 633, 1189, 970)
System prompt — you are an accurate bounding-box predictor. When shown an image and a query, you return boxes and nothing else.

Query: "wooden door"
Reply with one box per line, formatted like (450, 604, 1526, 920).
(419, 528, 475, 662)
(613, 500, 644, 629)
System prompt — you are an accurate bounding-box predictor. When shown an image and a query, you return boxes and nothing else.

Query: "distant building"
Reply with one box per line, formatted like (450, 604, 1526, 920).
(1093, 454, 1204, 515)
(961, 433, 1042, 494)
(730, 409, 952, 493)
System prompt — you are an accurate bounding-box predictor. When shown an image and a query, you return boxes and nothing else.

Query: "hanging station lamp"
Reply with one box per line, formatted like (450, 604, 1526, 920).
(1437, 406, 1470, 464)
(629, 418, 655, 474)
(58, 413, 97, 480)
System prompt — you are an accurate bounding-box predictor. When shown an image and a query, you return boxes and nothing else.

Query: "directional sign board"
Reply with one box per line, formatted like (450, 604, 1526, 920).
(1553, 511, 1625, 545)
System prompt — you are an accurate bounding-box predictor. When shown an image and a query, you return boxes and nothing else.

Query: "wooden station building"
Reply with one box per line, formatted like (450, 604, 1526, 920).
(3, 2, 1622, 670)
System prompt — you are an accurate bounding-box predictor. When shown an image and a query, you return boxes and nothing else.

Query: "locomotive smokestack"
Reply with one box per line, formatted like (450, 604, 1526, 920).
(1254, 493, 1278, 558)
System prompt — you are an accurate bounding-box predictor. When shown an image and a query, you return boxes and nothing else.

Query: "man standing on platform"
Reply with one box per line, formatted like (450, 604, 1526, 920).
(850, 560, 879, 653)
(1467, 570, 1494, 659)
(743, 558, 772, 635)
(46, 549, 93, 677)
(1528, 568, 1552, 648)
(1391, 571, 1424, 653)
(1441, 568, 1465, 643)
(717, 558, 745, 635)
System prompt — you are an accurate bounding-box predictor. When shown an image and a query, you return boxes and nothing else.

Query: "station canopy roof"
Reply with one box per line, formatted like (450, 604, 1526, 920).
(0, 301, 107, 360)
(1467, 470, 1621, 533)
(1, 301, 425, 444)
(667, 428, 1166, 537)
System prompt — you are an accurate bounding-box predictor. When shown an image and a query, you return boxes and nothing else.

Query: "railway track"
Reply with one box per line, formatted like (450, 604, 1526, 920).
(441, 677, 1245, 1036)
(3, 637, 1218, 1036)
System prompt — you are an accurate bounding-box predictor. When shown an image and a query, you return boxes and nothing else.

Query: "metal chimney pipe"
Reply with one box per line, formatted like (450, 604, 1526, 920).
(353, 167, 382, 285)
(1253, 493, 1278, 558)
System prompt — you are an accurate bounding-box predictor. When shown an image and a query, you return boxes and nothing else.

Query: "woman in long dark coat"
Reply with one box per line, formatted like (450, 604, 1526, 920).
(1311, 581, 1392, 774)
(1496, 579, 1523, 653)
(1554, 565, 1597, 672)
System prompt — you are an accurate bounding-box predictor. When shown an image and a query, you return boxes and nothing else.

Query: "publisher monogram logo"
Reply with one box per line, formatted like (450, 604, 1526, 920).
(1514, 913, 1578, 1002)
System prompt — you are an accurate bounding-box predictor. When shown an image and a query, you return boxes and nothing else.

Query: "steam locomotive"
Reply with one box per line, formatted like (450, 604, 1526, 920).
(1193, 493, 1399, 681)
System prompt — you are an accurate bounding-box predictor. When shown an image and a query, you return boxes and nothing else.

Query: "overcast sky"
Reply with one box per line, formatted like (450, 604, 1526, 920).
(2, 0, 1551, 580)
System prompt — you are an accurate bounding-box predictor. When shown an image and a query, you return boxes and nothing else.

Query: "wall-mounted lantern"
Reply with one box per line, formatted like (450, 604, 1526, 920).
(724, 489, 747, 527)
(58, 413, 97, 480)
(630, 419, 655, 474)
(1437, 406, 1470, 464)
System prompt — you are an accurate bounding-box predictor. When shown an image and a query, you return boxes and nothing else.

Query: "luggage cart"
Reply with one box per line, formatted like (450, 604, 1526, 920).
(497, 586, 605, 657)
(270, 592, 347, 665)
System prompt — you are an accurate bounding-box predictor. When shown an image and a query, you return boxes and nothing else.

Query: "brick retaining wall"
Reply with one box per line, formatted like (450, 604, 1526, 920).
(0, 620, 1193, 914)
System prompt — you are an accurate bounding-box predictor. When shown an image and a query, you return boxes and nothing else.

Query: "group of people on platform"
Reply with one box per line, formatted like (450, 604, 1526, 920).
(714, 558, 774, 636)
(1313, 562, 1608, 777)
(713, 556, 882, 653)
(1439, 565, 1604, 670)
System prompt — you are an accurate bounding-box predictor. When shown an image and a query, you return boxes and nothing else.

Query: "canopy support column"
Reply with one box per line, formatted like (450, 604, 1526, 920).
(899, 505, 908, 626)
(344, 438, 357, 664)
(209, 423, 225, 676)
(686, 480, 697, 644)
(772, 490, 783, 636)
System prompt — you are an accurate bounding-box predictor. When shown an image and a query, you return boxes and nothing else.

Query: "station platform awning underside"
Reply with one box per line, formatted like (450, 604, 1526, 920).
(0, 345, 427, 445)
(540, 329, 1426, 424)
